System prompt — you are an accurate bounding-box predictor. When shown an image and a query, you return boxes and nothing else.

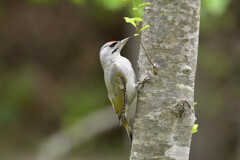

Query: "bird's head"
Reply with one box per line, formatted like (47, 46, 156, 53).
(100, 37, 130, 59)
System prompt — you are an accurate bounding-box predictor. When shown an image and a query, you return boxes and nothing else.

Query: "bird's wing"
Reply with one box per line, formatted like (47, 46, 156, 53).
(107, 63, 127, 119)
(106, 63, 133, 141)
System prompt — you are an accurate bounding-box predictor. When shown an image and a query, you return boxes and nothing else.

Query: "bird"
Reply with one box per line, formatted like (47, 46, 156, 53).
(99, 37, 149, 141)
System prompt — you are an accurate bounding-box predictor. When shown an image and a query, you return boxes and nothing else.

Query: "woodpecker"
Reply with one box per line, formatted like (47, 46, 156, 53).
(100, 37, 139, 141)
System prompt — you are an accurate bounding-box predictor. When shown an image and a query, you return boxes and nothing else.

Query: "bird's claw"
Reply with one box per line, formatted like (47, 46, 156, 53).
(137, 75, 151, 90)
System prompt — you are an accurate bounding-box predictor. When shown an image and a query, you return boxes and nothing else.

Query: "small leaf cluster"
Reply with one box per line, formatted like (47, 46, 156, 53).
(123, 1, 156, 74)
(124, 2, 151, 36)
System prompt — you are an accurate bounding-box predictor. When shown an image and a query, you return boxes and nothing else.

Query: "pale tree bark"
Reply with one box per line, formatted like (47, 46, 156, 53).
(131, 0, 201, 160)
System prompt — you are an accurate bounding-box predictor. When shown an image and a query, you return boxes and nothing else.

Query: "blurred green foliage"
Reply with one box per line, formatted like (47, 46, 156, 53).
(197, 0, 236, 117)
(201, 0, 235, 34)
(0, 66, 35, 132)
(202, 0, 232, 16)
(70, 0, 86, 6)
(95, 0, 128, 11)
(26, 0, 233, 16)
(28, 0, 58, 4)
(199, 48, 233, 79)
(60, 83, 107, 127)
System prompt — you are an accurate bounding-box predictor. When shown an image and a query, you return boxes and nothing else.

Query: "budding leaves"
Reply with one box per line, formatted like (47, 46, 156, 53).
(137, 2, 151, 8)
(124, 17, 142, 28)
(140, 24, 150, 32)
(123, 2, 151, 34)
(132, 17, 143, 22)
(124, 2, 151, 35)
(192, 124, 198, 134)
(124, 17, 150, 34)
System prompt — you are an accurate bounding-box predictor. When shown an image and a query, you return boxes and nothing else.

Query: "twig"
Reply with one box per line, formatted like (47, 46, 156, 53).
(137, 36, 157, 75)
(133, 0, 157, 75)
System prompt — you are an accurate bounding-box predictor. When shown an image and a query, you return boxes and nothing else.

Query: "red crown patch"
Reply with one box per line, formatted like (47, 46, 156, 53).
(107, 41, 116, 43)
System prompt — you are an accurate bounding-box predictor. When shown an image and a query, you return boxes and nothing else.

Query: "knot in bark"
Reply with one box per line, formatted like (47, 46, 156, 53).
(175, 100, 191, 118)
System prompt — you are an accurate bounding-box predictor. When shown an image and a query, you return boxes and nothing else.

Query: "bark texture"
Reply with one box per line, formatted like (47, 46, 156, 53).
(130, 0, 201, 160)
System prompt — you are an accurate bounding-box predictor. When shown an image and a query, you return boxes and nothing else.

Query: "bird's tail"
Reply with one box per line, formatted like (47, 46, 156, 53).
(122, 116, 133, 142)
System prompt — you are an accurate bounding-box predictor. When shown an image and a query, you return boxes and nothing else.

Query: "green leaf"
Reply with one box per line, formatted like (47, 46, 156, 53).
(137, 2, 151, 8)
(124, 17, 136, 28)
(140, 24, 150, 32)
(194, 102, 197, 106)
(124, 17, 142, 28)
(192, 124, 198, 133)
(132, 17, 143, 22)
(134, 33, 139, 36)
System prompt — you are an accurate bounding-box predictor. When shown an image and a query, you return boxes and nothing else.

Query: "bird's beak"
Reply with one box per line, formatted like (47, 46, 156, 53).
(118, 37, 130, 50)
(120, 37, 130, 45)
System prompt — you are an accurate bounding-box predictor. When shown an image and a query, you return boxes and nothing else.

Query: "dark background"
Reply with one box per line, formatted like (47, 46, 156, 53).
(0, 0, 239, 159)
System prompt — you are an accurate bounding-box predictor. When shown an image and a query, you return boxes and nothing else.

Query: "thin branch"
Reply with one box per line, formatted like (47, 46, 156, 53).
(137, 36, 157, 74)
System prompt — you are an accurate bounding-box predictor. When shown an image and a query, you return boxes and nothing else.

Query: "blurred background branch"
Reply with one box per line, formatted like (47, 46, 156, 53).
(36, 107, 118, 160)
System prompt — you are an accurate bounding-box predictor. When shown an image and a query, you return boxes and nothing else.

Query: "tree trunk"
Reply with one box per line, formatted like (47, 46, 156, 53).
(130, 0, 201, 160)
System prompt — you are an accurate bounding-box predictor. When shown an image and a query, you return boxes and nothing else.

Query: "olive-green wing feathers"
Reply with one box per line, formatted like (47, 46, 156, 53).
(107, 64, 127, 119)
(106, 63, 133, 141)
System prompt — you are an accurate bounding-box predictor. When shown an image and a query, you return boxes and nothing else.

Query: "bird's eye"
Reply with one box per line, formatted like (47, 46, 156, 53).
(110, 42, 117, 48)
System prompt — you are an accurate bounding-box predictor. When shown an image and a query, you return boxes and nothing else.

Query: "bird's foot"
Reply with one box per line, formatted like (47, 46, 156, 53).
(137, 75, 151, 90)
